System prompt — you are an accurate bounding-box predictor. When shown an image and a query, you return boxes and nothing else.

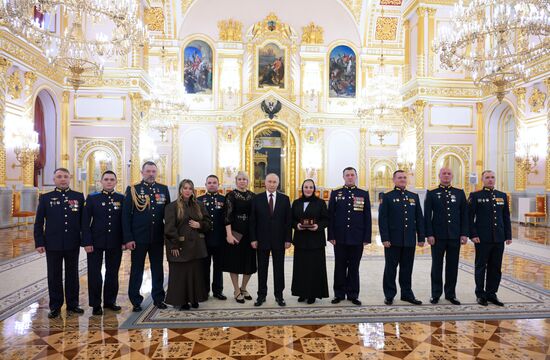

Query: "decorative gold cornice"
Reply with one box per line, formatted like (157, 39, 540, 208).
(301, 22, 324, 45)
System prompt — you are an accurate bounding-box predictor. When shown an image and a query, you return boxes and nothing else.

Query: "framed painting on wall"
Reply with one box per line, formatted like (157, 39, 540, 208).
(257, 42, 286, 89)
(184, 40, 213, 94)
(329, 45, 356, 98)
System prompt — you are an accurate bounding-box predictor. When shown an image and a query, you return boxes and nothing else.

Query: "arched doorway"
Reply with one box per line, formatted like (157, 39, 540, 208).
(244, 121, 297, 199)
(487, 102, 516, 192)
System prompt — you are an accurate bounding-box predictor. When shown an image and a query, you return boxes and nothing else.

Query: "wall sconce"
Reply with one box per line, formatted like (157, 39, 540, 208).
(6, 119, 39, 168)
(515, 125, 544, 175)
(396, 138, 415, 175)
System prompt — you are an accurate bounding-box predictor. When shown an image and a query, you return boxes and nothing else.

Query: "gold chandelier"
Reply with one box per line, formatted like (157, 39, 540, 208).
(434, 0, 550, 102)
(0, 0, 147, 90)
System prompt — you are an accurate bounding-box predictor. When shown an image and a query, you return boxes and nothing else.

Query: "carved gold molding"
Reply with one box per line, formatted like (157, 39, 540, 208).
(7, 70, 22, 100)
(0, 57, 11, 188)
(429, 144, 472, 192)
(528, 88, 546, 113)
(413, 100, 426, 189)
(375, 17, 398, 41)
(144, 7, 164, 32)
(130, 93, 143, 184)
(301, 22, 324, 45)
(369, 157, 397, 191)
(218, 19, 243, 42)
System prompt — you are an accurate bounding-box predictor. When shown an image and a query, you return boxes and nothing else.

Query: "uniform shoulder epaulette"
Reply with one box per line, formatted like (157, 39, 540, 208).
(428, 187, 438, 192)
(384, 189, 393, 194)
(89, 191, 101, 197)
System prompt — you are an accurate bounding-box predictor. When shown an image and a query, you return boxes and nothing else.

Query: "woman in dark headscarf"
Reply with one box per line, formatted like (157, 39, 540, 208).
(290, 179, 329, 304)
(164, 179, 212, 310)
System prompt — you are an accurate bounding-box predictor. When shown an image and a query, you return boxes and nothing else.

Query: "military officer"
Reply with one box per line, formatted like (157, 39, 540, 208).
(197, 175, 227, 300)
(424, 167, 468, 305)
(379, 170, 425, 305)
(468, 170, 512, 306)
(122, 161, 171, 312)
(328, 167, 372, 306)
(82, 170, 124, 315)
(34, 168, 85, 319)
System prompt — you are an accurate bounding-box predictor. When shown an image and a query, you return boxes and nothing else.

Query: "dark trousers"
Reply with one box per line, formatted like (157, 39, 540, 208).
(203, 245, 223, 295)
(430, 238, 461, 299)
(128, 242, 165, 306)
(383, 245, 416, 300)
(333, 243, 363, 300)
(87, 247, 123, 307)
(474, 242, 504, 299)
(45, 249, 80, 310)
(257, 248, 285, 298)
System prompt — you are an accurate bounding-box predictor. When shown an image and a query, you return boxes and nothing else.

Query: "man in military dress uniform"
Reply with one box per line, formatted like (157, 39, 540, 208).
(468, 170, 512, 306)
(379, 170, 425, 305)
(123, 161, 171, 312)
(424, 168, 468, 305)
(197, 175, 227, 300)
(82, 170, 124, 315)
(328, 167, 372, 306)
(34, 168, 85, 318)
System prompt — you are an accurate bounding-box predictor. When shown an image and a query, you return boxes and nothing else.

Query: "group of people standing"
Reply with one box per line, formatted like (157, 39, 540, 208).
(34, 161, 512, 319)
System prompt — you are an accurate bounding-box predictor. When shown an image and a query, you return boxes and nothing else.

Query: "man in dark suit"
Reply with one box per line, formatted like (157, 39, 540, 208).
(197, 174, 227, 300)
(328, 167, 372, 306)
(122, 161, 171, 312)
(468, 170, 512, 306)
(82, 170, 125, 315)
(424, 167, 468, 305)
(250, 173, 292, 307)
(379, 170, 425, 305)
(34, 168, 85, 318)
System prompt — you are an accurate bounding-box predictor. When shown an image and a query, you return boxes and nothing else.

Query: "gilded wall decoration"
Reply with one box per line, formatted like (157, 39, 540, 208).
(144, 7, 165, 32)
(429, 145, 472, 192)
(181, 0, 193, 14)
(528, 88, 546, 113)
(7, 70, 22, 99)
(375, 17, 398, 41)
(301, 22, 324, 45)
(218, 19, 242, 42)
(341, 0, 362, 23)
(370, 158, 397, 190)
(184, 40, 213, 94)
(380, 0, 403, 5)
(252, 13, 293, 41)
(75, 138, 125, 193)
(329, 45, 356, 98)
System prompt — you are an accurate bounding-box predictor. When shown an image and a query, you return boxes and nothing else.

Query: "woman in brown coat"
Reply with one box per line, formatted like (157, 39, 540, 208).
(164, 179, 212, 310)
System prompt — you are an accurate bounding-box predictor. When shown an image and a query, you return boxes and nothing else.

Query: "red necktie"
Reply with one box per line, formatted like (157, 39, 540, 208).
(269, 193, 274, 216)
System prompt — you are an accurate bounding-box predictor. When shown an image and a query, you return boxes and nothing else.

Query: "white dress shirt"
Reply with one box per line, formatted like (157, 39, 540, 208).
(266, 190, 277, 210)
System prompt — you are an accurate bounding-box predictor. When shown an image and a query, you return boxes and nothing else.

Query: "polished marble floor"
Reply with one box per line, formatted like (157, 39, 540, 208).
(0, 222, 548, 359)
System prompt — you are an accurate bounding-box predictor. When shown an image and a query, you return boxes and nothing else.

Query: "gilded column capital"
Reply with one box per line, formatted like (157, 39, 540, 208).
(416, 7, 428, 17)
(426, 7, 437, 18)
(403, 19, 410, 28)
(513, 87, 526, 112)
(544, 77, 550, 89)
(24, 71, 37, 97)
(0, 57, 11, 74)
(476, 102, 483, 113)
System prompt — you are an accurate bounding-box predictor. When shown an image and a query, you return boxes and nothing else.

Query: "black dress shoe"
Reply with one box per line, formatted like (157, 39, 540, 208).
(48, 309, 61, 319)
(349, 299, 362, 306)
(307, 298, 316, 304)
(213, 293, 227, 300)
(401, 297, 422, 305)
(276, 298, 286, 307)
(191, 302, 199, 308)
(104, 304, 122, 311)
(477, 297, 488, 306)
(92, 306, 103, 315)
(487, 297, 504, 306)
(132, 305, 143, 312)
(430, 297, 439, 304)
(67, 306, 84, 314)
(445, 297, 461, 305)
(384, 298, 393, 305)
(298, 297, 306, 302)
(180, 304, 190, 310)
(331, 297, 344, 304)
(254, 297, 266, 307)
(155, 302, 168, 309)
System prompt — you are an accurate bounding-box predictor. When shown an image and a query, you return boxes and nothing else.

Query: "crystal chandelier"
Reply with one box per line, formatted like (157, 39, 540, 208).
(434, 0, 550, 102)
(357, 22, 401, 121)
(5, 120, 40, 167)
(148, 39, 188, 141)
(0, 0, 147, 90)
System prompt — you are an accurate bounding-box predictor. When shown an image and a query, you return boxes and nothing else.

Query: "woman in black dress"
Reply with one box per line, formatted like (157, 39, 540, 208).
(164, 179, 212, 310)
(291, 179, 329, 304)
(222, 171, 257, 303)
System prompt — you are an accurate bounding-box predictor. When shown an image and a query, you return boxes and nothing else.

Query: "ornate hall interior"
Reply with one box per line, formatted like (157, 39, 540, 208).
(0, 0, 549, 359)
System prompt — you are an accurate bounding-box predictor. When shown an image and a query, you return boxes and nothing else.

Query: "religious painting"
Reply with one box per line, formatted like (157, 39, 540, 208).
(258, 43, 285, 89)
(184, 40, 213, 94)
(329, 45, 356, 98)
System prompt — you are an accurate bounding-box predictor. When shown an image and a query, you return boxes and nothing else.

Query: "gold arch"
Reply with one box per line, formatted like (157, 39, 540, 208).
(429, 145, 472, 193)
(369, 157, 397, 189)
(74, 138, 125, 194)
(244, 120, 297, 199)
